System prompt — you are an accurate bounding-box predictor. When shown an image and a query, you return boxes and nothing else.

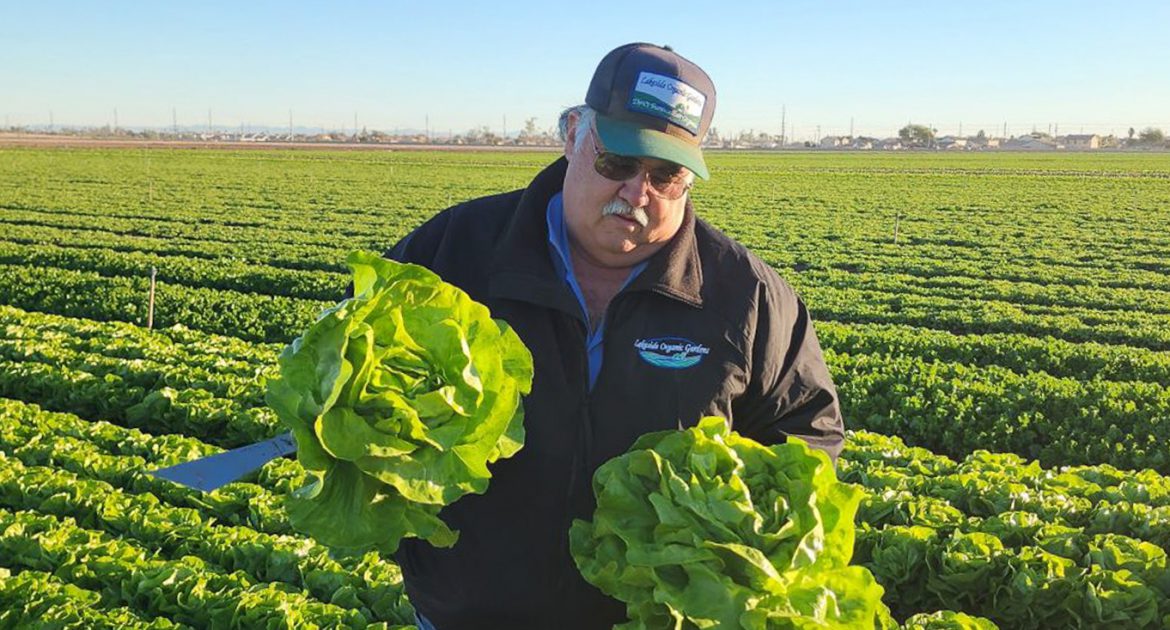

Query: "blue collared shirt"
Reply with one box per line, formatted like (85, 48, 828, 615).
(546, 192, 647, 390)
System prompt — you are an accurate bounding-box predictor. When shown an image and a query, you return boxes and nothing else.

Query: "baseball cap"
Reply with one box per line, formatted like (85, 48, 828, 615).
(585, 43, 716, 180)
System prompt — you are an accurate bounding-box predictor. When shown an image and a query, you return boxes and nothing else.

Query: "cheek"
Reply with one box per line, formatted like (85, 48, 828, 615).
(646, 204, 684, 232)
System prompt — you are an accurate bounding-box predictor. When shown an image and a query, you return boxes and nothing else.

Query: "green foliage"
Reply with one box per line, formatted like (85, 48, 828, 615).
(898, 125, 935, 147)
(570, 417, 892, 629)
(266, 251, 533, 554)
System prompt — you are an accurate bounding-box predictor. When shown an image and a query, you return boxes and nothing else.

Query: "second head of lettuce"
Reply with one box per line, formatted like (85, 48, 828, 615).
(570, 417, 892, 629)
(266, 251, 533, 554)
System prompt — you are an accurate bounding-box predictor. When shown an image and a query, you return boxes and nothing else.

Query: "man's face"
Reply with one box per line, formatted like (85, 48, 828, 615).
(561, 114, 691, 269)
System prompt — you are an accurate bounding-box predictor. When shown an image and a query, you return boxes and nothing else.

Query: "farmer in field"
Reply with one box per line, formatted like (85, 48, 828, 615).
(382, 43, 844, 629)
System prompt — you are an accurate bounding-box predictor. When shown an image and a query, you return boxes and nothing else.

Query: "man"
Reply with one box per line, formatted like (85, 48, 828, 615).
(383, 42, 844, 630)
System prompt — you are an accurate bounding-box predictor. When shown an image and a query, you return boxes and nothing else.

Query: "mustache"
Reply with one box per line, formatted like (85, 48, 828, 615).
(601, 198, 649, 227)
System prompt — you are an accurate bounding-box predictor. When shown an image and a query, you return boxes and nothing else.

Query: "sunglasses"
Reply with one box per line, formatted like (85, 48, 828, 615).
(589, 126, 692, 200)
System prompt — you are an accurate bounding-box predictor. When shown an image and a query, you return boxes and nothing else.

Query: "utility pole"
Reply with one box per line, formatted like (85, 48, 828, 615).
(958, 121, 963, 137)
(48, 110, 54, 131)
(207, 108, 212, 132)
(503, 114, 507, 141)
(1054, 123, 1059, 137)
(113, 107, 118, 130)
(288, 109, 294, 138)
(849, 117, 854, 138)
(354, 111, 358, 137)
(816, 125, 821, 144)
(780, 105, 786, 146)
(1003, 121, 1007, 138)
(172, 107, 178, 135)
(426, 114, 430, 142)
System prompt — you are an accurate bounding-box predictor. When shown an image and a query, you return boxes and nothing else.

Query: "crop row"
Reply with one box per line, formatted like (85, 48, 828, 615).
(843, 432, 1170, 548)
(0, 507, 405, 629)
(794, 267, 1170, 316)
(1, 319, 274, 408)
(0, 398, 295, 534)
(0, 453, 415, 625)
(0, 240, 346, 301)
(845, 434, 1170, 627)
(0, 357, 278, 448)
(830, 350, 1170, 472)
(804, 284, 1170, 352)
(815, 321, 1170, 385)
(0, 568, 183, 629)
(0, 262, 324, 343)
(856, 524, 1168, 628)
(3, 221, 349, 273)
(0, 304, 279, 367)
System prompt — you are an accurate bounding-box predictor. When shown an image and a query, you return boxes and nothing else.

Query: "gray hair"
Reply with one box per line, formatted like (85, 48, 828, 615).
(558, 104, 596, 155)
(557, 103, 696, 186)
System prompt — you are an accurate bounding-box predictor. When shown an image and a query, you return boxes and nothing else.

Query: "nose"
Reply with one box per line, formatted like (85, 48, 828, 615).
(616, 170, 651, 209)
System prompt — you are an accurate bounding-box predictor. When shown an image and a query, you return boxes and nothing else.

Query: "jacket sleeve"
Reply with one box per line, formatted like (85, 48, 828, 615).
(731, 274, 846, 462)
(344, 209, 454, 299)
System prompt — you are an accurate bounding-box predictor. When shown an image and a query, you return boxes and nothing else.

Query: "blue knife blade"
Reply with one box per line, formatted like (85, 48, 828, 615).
(150, 432, 297, 492)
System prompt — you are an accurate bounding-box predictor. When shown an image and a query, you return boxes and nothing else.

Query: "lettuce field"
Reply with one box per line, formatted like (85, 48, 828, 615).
(1, 146, 1169, 628)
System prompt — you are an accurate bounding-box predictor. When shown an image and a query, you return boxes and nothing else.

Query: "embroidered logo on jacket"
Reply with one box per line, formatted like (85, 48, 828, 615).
(634, 337, 710, 369)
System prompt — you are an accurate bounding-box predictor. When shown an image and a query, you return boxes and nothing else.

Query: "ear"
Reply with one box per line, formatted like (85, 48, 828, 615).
(563, 111, 579, 161)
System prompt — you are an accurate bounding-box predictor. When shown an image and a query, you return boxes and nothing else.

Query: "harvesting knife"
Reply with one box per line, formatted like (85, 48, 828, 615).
(150, 432, 297, 492)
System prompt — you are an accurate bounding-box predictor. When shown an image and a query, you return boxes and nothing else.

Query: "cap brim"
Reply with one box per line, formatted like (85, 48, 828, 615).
(595, 115, 710, 180)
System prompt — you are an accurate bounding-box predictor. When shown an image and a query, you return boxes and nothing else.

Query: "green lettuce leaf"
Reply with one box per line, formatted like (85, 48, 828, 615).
(266, 250, 533, 553)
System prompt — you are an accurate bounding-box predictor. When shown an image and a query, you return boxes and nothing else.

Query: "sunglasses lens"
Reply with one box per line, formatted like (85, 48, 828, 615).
(593, 150, 690, 199)
(594, 153, 640, 181)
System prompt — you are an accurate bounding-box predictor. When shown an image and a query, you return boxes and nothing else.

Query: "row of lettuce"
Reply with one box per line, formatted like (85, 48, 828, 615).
(7, 235, 1170, 314)
(4, 303, 1167, 475)
(5, 243, 1170, 352)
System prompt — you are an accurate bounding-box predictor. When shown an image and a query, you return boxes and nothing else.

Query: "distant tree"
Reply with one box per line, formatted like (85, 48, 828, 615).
(704, 126, 720, 146)
(976, 129, 987, 141)
(1138, 127, 1165, 145)
(898, 124, 935, 147)
(1128, 127, 1136, 140)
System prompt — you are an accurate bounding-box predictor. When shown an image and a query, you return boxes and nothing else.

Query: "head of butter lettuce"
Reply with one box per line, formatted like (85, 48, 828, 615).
(266, 250, 533, 554)
(570, 417, 893, 629)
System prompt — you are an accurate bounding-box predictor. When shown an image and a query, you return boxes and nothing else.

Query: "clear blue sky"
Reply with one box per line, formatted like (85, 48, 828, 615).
(3, 0, 1168, 138)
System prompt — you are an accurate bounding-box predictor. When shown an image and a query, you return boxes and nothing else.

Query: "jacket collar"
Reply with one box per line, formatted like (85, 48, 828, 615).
(488, 157, 703, 310)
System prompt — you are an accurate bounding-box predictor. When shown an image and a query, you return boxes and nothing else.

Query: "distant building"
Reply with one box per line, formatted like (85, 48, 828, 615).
(819, 135, 850, 148)
(851, 137, 877, 150)
(1062, 134, 1100, 149)
(1003, 135, 1058, 151)
(937, 136, 968, 150)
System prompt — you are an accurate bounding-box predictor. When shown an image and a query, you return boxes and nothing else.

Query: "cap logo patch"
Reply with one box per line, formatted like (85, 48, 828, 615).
(627, 71, 705, 135)
(634, 337, 710, 369)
